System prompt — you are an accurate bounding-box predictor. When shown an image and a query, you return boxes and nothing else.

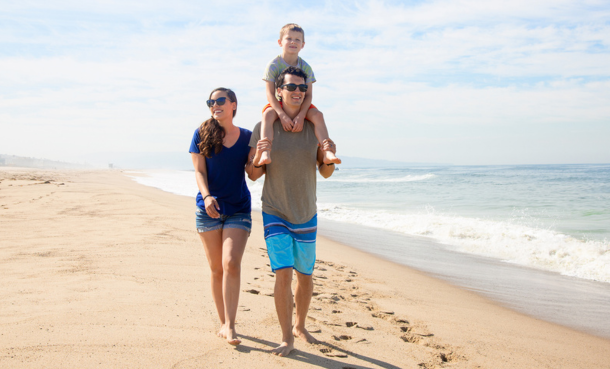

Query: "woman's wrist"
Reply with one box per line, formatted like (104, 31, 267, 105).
(203, 194, 213, 202)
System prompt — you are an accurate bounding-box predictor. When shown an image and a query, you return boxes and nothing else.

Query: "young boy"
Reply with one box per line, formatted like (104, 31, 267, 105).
(257, 23, 341, 166)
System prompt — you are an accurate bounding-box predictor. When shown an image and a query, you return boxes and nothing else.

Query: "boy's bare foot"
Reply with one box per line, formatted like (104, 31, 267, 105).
(323, 150, 341, 165)
(271, 341, 294, 357)
(258, 150, 271, 166)
(226, 327, 241, 346)
(293, 326, 319, 344)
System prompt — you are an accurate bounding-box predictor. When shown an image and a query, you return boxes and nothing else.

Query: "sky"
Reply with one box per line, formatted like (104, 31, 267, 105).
(1, 0, 609, 165)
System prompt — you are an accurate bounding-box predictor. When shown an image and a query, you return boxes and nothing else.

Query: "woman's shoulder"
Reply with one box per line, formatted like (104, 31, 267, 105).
(239, 127, 253, 137)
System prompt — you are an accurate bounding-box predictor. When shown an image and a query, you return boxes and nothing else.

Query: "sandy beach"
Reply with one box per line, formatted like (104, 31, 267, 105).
(1, 168, 609, 369)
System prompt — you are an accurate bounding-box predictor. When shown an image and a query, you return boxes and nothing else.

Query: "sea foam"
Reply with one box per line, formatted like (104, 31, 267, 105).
(317, 203, 610, 283)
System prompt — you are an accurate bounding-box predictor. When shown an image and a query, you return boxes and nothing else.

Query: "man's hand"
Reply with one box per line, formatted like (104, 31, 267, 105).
(321, 138, 336, 153)
(279, 112, 294, 132)
(292, 113, 306, 132)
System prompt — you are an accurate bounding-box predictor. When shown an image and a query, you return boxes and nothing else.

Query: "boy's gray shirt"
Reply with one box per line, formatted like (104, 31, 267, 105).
(249, 120, 318, 224)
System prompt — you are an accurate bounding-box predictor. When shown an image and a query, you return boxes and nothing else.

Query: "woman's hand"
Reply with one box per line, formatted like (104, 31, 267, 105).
(204, 195, 220, 219)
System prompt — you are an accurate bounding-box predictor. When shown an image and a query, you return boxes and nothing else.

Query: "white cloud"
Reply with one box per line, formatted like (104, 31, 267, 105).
(1, 0, 609, 164)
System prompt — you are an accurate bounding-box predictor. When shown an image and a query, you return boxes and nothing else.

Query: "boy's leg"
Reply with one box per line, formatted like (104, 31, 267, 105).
(306, 108, 341, 165)
(259, 108, 277, 166)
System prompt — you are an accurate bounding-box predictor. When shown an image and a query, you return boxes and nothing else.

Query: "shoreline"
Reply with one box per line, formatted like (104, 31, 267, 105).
(318, 218, 610, 339)
(1, 168, 609, 368)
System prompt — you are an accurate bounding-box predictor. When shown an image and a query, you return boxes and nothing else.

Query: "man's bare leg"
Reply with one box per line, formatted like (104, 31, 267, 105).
(271, 268, 295, 356)
(306, 108, 341, 165)
(293, 270, 318, 343)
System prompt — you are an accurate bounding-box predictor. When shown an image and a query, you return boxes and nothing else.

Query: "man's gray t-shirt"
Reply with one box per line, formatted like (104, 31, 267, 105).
(249, 121, 319, 224)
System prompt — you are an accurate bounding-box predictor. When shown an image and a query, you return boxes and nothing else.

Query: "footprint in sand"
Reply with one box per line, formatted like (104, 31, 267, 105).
(332, 335, 352, 341)
(243, 289, 260, 295)
(319, 348, 348, 358)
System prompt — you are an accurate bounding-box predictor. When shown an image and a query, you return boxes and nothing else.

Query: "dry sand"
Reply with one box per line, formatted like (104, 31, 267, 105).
(1, 168, 609, 369)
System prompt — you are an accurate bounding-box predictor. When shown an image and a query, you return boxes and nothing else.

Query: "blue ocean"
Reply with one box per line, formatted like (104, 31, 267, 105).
(127, 163, 610, 337)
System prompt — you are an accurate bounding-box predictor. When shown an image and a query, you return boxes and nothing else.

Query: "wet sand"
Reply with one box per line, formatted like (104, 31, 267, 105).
(1, 168, 609, 368)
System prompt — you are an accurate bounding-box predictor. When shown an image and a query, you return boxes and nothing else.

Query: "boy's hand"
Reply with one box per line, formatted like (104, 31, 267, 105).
(292, 113, 306, 132)
(279, 112, 293, 132)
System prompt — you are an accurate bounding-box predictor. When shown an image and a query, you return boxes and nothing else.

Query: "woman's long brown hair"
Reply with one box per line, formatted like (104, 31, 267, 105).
(198, 88, 237, 158)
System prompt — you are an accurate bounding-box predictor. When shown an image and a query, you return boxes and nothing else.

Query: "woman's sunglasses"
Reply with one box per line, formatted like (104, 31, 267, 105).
(206, 97, 229, 108)
(280, 83, 308, 92)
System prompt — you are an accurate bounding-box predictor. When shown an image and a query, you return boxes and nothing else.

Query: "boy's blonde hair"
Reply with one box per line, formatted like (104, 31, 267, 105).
(280, 23, 305, 42)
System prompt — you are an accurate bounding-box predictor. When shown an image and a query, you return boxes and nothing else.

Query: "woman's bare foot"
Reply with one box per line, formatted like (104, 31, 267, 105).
(258, 150, 271, 166)
(293, 326, 319, 344)
(271, 341, 294, 357)
(323, 150, 341, 165)
(226, 327, 241, 346)
(217, 324, 227, 339)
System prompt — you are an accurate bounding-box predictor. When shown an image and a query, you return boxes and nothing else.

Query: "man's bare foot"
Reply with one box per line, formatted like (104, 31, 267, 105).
(323, 150, 341, 165)
(271, 341, 294, 357)
(258, 150, 271, 166)
(226, 327, 241, 346)
(293, 326, 319, 344)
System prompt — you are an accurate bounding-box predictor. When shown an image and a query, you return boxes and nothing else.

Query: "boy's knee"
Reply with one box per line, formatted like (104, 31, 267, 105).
(307, 109, 323, 122)
(263, 108, 278, 120)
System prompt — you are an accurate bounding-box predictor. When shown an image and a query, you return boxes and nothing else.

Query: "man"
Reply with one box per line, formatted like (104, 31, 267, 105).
(247, 66, 336, 357)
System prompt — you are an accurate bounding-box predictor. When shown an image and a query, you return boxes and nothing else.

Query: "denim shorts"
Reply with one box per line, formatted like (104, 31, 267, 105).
(195, 206, 252, 235)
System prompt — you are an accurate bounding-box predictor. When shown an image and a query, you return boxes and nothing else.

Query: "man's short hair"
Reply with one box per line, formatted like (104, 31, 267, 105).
(275, 66, 308, 93)
(280, 23, 305, 42)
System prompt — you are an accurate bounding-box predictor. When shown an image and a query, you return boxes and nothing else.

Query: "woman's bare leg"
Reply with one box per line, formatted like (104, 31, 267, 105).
(198, 230, 226, 337)
(221, 227, 249, 345)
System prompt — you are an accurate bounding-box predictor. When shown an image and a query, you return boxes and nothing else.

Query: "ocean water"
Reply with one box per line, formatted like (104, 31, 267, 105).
(128, 164, 610, 283)
(127, 164, 610, 337)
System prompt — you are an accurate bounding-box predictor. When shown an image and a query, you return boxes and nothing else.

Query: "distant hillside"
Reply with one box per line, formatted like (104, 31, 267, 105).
(0, 154, 90, 169)
(338, 156, 451, 168)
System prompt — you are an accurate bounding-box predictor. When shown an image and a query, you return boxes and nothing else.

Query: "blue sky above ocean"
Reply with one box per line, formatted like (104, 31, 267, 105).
(1, 0, 609, 165)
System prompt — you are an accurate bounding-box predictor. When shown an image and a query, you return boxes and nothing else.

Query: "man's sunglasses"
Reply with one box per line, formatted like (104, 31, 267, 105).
(206, 97, 229, 108)
(280, 83, 308, 92)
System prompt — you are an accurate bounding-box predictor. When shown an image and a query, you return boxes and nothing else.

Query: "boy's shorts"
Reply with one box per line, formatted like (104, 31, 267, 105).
(262, 102, 317, 114)
(263, 212, 317, 275)
(196, 206, 252, 235)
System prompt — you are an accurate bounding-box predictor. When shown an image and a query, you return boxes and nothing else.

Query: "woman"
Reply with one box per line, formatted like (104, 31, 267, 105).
(189, 87, 253, 345)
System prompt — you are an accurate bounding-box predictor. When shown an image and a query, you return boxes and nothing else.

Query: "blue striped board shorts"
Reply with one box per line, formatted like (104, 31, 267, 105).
(263, 212, 317, 275)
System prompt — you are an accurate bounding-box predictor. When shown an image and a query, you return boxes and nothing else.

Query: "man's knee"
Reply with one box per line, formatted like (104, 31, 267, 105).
(275, 268, 293, 286)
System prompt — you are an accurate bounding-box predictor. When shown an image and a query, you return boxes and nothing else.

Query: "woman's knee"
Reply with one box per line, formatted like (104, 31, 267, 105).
(223, 257, 241, 275)
(209, 264, 224, 279)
